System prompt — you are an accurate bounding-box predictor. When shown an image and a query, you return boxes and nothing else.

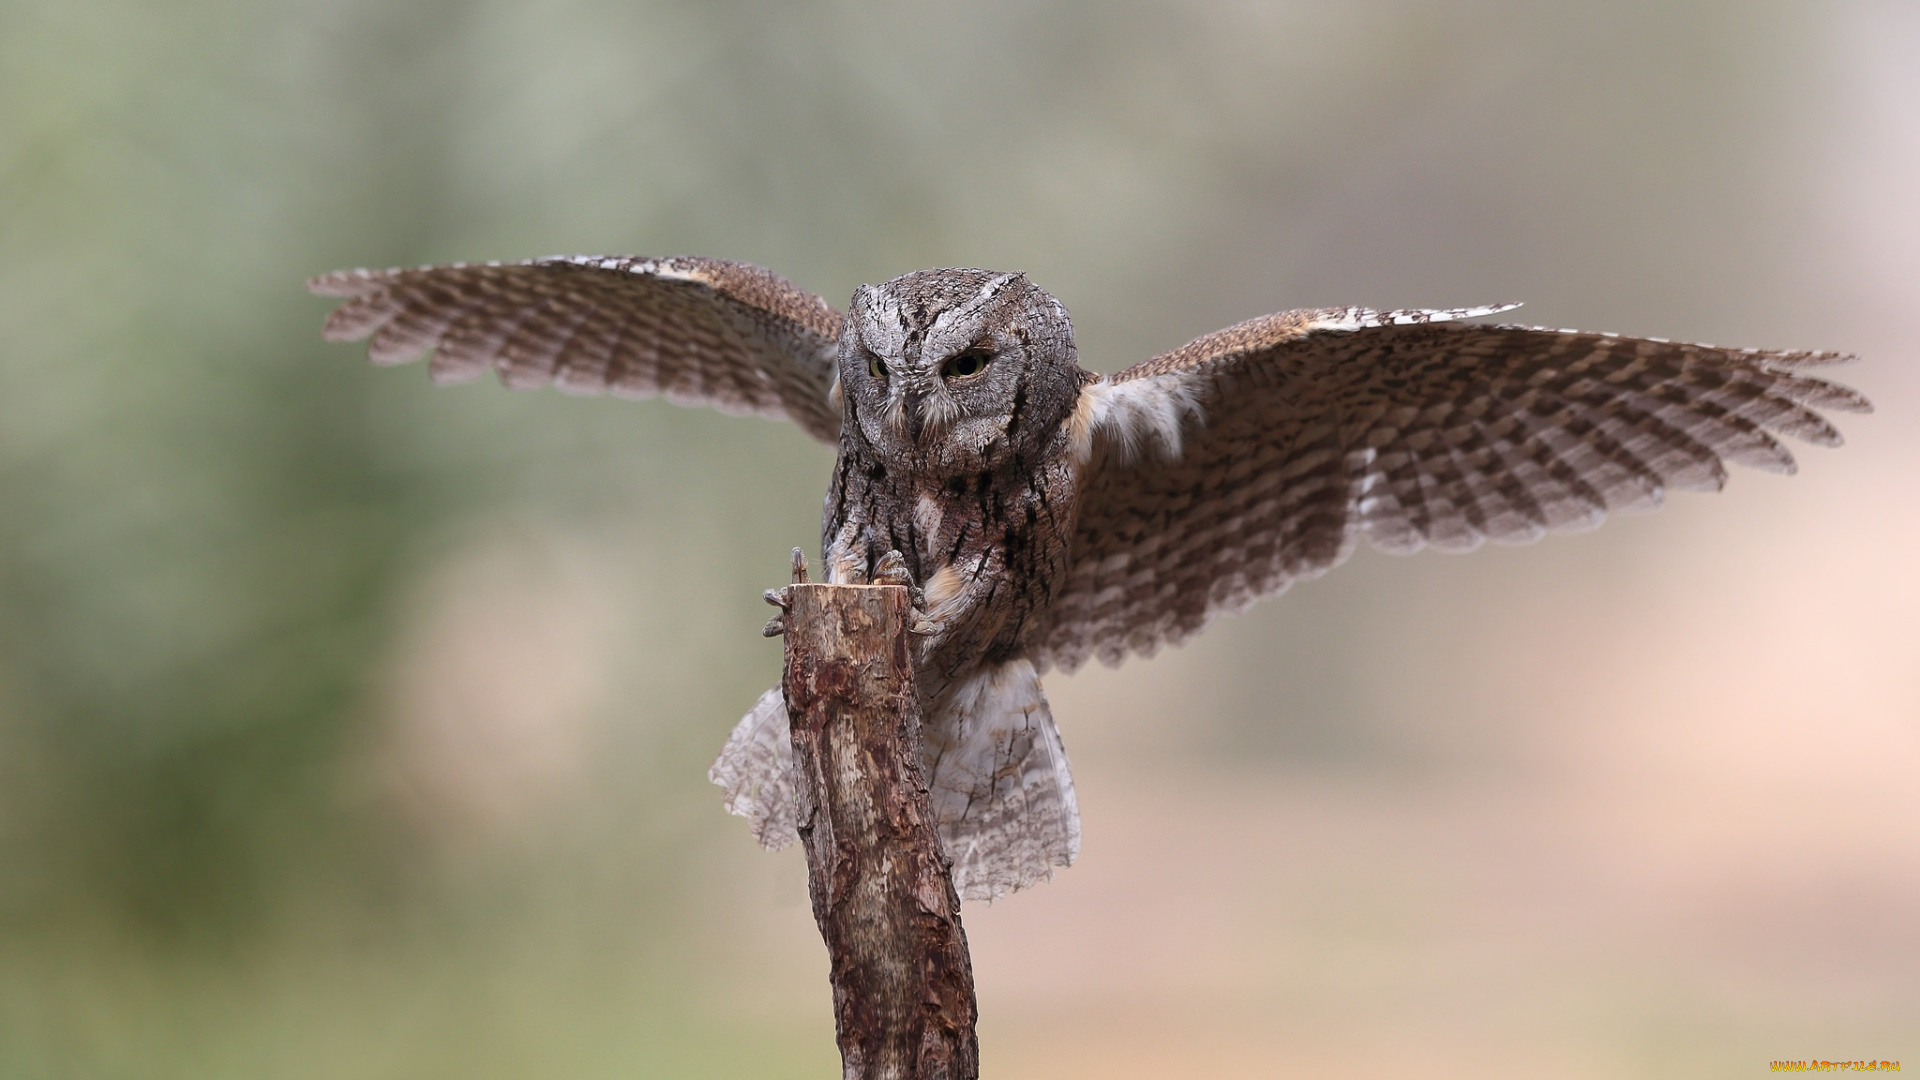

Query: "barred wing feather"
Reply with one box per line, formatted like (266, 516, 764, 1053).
(309, 255, 845, 445)
(1033, 305, 1869, 672)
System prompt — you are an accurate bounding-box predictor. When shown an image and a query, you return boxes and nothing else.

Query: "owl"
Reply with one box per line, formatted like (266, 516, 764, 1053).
(310, 255, 1870, 901)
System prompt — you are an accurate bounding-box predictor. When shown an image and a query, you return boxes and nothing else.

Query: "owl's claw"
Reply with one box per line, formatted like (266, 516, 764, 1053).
(873, 549, 927, 604)
(761, 551, 809, 638)
(762, 588, 791, 637)
(871, 550, 939, 637)
(872, 550, 913, 588)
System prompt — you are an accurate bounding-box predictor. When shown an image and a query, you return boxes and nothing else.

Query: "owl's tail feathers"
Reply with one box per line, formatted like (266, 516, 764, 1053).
(707, 660, 1083, 904)
(927, 659, 1082, 903)
(709, 688, 799, 850)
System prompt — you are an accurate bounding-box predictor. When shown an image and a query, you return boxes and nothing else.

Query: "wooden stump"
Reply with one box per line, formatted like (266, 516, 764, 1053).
(779, 578, 979, 1080)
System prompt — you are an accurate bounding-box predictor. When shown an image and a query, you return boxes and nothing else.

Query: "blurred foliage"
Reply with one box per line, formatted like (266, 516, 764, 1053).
(1, 0, 1911, 1076)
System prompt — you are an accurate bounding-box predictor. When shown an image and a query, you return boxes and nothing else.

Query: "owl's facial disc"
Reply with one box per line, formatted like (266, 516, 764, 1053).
(840, 268, 1080, 476)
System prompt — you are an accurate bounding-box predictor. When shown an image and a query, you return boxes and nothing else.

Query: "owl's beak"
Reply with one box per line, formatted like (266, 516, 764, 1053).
(889, 383, 954, 445)
(903, 389, 930, 444)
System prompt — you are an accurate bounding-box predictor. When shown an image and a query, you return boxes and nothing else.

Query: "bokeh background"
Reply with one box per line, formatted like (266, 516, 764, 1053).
(3, 1, 1917, 1076)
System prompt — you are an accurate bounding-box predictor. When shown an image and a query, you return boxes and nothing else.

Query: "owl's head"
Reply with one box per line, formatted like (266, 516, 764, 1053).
(837, 269, 1082, 476)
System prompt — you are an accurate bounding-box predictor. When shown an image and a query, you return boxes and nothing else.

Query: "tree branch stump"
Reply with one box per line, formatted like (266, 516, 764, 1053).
(778, 573, 979, 1080)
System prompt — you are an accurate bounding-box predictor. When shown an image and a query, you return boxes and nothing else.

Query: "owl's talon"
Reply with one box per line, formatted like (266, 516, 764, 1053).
(862, 549, 939, 637)
(762, 583, 794, 637)
(873, 549, 914, 589)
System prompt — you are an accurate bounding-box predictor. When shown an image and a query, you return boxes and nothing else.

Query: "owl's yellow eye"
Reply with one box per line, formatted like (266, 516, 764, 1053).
(942, 348, 991, 380)
(866, 353, 887, 380)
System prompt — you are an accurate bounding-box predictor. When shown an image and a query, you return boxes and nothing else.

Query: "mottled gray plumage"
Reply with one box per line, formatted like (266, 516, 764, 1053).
(310, 255, 844, 441)
(311, 255, 1870, 901)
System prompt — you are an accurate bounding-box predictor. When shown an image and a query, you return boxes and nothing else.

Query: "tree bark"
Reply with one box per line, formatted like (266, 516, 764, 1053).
(780, 579, 979, 1080)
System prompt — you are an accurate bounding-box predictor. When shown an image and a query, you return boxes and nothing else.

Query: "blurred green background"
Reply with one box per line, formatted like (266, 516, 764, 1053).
(3, 1, 1916, 1076)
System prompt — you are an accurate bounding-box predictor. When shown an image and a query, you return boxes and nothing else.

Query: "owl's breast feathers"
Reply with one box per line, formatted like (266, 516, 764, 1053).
(823, 417, 1081, 706)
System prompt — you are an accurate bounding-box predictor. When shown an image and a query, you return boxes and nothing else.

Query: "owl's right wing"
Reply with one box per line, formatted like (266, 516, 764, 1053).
(308, 255, 845, 445)
(1030, 305, 1870, 673)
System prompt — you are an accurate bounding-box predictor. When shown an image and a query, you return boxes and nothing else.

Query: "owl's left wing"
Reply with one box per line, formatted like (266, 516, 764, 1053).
(309, 255, 845, 444)
(1029, 306, 1870, 673)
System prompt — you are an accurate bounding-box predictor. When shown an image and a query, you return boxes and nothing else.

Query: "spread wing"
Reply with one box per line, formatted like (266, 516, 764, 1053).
(308, 255, 845, 444)
(1032, 305, 1871, 672)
